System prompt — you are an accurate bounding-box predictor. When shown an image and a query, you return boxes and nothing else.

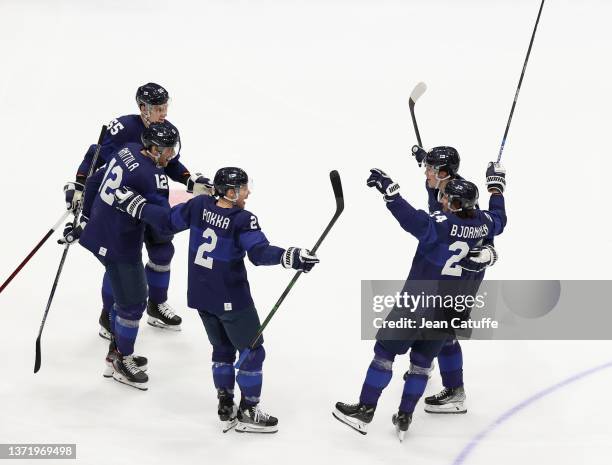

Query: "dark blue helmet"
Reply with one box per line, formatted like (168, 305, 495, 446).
(442, 179, 478, 211)
(424, 146, 460, 177)
(136, 82, 169, 106)
(141, 122, 179, 149)
(214, 167, 249, 197)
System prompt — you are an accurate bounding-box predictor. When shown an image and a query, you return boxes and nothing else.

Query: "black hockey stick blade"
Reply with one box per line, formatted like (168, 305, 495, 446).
(235, 170, 344, 369)
(409, 82, 427, 148)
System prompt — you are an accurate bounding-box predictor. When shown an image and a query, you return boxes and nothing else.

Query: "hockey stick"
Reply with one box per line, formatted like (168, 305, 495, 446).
(34, 124, 107, 373)
(409, 82, 427, 147)
(0, 210, 71, 294)
(235, 170, 344, 369)
(497, 0, 545, 162)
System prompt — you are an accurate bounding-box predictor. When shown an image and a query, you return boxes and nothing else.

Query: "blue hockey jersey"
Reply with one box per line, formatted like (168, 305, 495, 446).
(76, 115, 189, 183)
(387, 194, 506, 281)
(139, 195, 285, 314)
(79, 142, 170, 262)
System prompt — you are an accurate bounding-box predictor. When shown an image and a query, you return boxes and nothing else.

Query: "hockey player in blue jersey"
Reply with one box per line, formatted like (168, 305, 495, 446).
(62, 83, 213, 338)
(60, 122, 182, 390)
(332, 162, 506, 440)
(111, 167, 319, 433)
(408, 146, 501, 414)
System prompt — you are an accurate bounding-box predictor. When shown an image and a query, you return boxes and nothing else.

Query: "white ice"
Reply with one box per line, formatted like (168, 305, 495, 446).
(1, 1, 611, 464)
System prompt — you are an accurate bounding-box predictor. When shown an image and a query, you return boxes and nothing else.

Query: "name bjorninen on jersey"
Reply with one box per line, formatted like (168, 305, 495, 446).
(449, 223, 489, 239)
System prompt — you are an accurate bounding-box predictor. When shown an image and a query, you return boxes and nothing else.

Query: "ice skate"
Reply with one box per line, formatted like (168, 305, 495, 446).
(332, 402, 375, 435)
(103, 341, 147, 377)
(235, 404, 278, 433)
(105, 348, 148, 391)
(147, 300, 182, 331)
(218, 390, 238, 433)
(424, 386, 467, 414)
(392, 411, 412, 442)
(98, 308, 112, 341)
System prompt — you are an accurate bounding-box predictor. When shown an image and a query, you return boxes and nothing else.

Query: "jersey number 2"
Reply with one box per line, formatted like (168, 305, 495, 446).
(194, 228, 217, 269)
(441, 241, 470, 277)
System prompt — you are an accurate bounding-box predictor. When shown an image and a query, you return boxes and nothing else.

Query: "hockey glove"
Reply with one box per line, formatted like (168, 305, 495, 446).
(486, 162, 506, 194)
(411, 145, 427, 167)
(367, 168, 400, 202)
(63, 181, 84, 212)
(186, 173, 214, 196)
(114, 187, 147, 220)
(57, 215, 88, 245)
(281, 247, 320, 273)
(458, 244, 498, 273)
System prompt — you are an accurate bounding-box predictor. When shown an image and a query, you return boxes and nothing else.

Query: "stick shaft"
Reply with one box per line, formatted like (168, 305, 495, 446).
(0, 210, 71, 294)
(497, 0, 545, 162)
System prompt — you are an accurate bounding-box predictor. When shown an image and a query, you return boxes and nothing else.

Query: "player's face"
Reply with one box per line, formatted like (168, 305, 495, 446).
(234, 184, 250, 209)
(141, 103, 169, 125)
(153, 146, 176, 167)
(425, 166, 448, 189)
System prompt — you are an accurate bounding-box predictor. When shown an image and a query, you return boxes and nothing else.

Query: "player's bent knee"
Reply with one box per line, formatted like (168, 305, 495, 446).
(409, 350, 434, 372)
(374, 341, 397, 362)
(212, 344, 236, 364)
(146, 242, 175, 266)
(116, 301, 147, 321)
(240, 345, 265, 371)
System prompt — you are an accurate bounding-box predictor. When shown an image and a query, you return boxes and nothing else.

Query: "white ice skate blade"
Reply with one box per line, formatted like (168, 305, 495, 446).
(111, 372, 148, 391)
(222, 418, 238, 433)
(396, 428, 406, 443)
(99, 326, 112, 340)
(332, 409, 368, 435)
(424, 402, 467, 414)
(147, 316, 181, 331)
(235, 422, 278, 434)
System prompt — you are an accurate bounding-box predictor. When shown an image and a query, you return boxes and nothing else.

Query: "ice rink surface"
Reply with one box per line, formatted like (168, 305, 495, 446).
(1, 0, 611, 464)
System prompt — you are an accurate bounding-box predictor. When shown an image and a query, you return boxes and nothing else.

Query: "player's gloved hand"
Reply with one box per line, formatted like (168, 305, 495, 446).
(186, 173, 214, 196)
(281, 247, 320, 273)
(63, 181, 84, 211)
(486, 162, 506, 194)
(114, 187, 147, 220)
(367, 168, 400, 202)
(458, 243, 498, 273)
(57, 215, 88, 245)
(411, 145, 427, 166)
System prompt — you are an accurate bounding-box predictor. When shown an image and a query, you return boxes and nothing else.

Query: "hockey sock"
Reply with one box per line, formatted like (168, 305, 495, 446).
(399, 351, 432, 414)
(145, 260, 170, 304)
(359, 342, 395, 407)
(101, 272, 115, 313)
(438, 339, 464, 389)
(236, 346, 265, 407)
(212, 345, 236, 396)
(114, 303, 145, 356)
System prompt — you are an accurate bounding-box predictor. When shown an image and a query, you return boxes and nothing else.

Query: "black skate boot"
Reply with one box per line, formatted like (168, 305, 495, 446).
(105, 347, 148, 391)
(332, 402, 375, 435)
(99, 308, 112, 341)
(147, 300, 182, 331)
(392, 411, 412, 442)
(218, 390, 238, 433)
(103, 341, 148, 378)
(424, 386, 467, 414)
(235, 403, 278, 433)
